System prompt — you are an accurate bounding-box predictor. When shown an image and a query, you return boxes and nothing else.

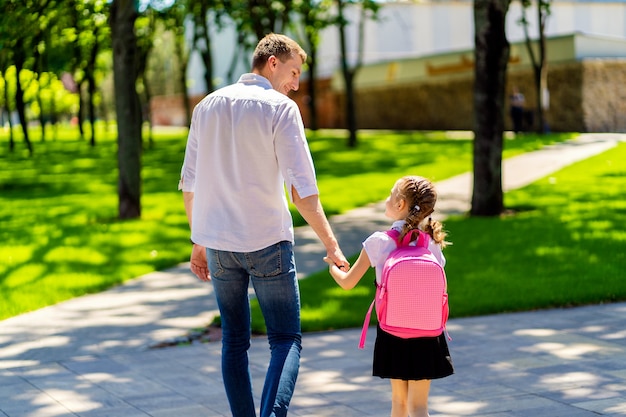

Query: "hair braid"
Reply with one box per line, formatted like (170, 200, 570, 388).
(395, 176, 449, 248)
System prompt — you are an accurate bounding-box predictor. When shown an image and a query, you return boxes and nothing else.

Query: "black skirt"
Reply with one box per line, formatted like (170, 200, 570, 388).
(372, 325, 454, 380)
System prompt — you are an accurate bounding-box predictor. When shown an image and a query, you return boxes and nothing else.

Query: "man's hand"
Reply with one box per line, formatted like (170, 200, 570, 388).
(326, 248, 350, 272)
(190, 244, 210, 281)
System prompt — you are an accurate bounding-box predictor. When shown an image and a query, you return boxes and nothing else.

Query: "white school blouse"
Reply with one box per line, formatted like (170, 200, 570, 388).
(363, 220, 446, 285)
(179, 74, 318, 252)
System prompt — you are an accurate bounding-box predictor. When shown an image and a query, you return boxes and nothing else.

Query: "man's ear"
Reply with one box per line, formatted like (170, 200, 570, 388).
(267, 55, 277, 71)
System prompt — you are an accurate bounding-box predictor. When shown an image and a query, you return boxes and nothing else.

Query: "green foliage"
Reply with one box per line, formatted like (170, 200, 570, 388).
(1, 67, 80, 122)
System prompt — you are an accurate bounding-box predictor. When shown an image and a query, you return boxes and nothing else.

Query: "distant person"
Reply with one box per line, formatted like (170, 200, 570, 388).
(323, 176, 453, 417)
(179, 33, 349, 417)
(510, 86, 525, 133)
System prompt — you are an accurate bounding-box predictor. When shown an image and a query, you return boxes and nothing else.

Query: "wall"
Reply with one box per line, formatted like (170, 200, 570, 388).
(581, 60, 626, 132)
(292, 59, 626, 133)
(506, 60, 626, 132)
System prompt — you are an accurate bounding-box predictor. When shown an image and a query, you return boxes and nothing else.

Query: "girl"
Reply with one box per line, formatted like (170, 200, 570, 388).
(324, 175, 453, 417)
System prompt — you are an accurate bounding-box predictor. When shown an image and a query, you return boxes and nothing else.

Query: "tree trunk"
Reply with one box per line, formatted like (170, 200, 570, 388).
(140, 66, 153, 147)
(74, 78, 86, 140)
(302, 8, 320, 131)
(344, 70, 357, 148)
(307, 46, 319, 131)
(173, 32, 191, 127)
(3, 70, 15, 152)
(33, 31, 46, 142)
(110, 0, 142, 219)
(471, 0, 510, 216)
(193, 6, 215, 95)
(14, 56, 33, 156)
(337, 0, 358, 148)
(521, 0, 549, 133)
(536, 2, 548, 133)
(51, 92, 58, 141)
(87, 30, 100, 147)
(87, 73, 97, 146)
(37, 90, 46, 142)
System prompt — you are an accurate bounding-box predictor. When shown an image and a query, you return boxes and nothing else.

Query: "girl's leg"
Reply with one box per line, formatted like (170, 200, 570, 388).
(390, 379, 408, 417)
(406, 379, 431, 417)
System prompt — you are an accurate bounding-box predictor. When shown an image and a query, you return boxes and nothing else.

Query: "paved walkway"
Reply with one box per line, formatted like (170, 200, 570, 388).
(1, 133, 625, 417)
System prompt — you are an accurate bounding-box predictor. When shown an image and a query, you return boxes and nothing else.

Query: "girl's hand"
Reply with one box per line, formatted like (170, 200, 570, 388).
(325, 249, 370, 290)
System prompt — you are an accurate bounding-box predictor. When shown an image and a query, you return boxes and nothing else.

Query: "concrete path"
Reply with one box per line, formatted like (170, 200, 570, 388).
(1, 133, 624, 417)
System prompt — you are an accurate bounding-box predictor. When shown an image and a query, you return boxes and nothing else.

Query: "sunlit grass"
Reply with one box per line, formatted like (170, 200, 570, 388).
(0, 124, 190, 319)
(256, 141, 626, 333)
(0, 124, 577, 321)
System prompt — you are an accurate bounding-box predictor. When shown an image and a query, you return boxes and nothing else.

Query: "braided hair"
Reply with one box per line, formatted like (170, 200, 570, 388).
(394, 176, 449, 248)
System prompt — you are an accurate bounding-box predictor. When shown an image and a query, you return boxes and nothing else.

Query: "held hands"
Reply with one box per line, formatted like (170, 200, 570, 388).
(324, 248, 370, 290)
(322, 256, 335, 267)
(324, 247, 350, 275)
(190, 244, 210, 282)
(323, 256, 348, 280)
(323, 256, 343, 268)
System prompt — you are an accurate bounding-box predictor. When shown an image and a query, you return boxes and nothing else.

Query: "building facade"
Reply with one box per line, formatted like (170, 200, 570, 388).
(153, 1, 626, 132)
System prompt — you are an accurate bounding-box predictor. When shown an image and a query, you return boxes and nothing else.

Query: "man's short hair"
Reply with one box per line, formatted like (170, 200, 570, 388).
(252, 33, 307, 70)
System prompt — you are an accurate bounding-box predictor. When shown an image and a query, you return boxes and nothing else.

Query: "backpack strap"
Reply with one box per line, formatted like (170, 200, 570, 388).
(385, 229, 401, 247)
(386, 229, 429, 248)
(360, 229, 401, 349)
(359, 298, 376, 349)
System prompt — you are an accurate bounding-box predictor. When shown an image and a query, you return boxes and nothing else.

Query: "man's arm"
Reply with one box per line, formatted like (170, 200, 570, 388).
(183, 191, 210, 281)
(183, 191, 194, 228)
(291, 187, 349, 270)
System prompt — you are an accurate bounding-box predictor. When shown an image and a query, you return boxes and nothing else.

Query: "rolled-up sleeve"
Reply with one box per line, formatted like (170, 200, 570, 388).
(274, 101, 318, 201)
(178, 111, 199, 192)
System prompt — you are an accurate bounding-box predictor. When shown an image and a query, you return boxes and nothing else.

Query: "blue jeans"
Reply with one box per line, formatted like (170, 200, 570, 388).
(207, 241, 302, 417)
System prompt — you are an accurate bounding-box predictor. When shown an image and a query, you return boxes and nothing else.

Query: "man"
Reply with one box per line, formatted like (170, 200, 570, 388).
(179, 33, 349, 417)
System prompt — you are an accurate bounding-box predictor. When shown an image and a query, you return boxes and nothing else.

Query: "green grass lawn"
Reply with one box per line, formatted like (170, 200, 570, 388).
(1, 126, 193, 319)
(269, 140, 626, 333)
(0, 125, 580, 323)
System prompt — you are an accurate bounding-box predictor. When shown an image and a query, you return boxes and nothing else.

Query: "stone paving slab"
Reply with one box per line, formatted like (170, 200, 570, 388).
(3, 303, 626, 416)
(1, 133, 625, 416)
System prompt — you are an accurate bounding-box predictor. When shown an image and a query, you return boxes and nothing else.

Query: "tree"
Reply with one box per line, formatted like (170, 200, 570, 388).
(226, 0, 295, 41)
(295, 0, 334, 131)
(136, 6, 159, 145)
(471, 0, 511, 216)
(110, 0, 143, 219)
(519, 0, 550, 133)
(0, 0, 57, 155)
(0, 68, 16, 152)
(222, 0, 301, 83)
(10, 36, 33, 156)
(158, 1, 193, 125)
(187, 0, 220, 95)
(32, 25, 52, 142)
(335, 0, 379, 148)
(65, 0, 110, 145)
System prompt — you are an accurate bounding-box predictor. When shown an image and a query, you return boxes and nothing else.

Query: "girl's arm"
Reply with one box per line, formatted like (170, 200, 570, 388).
(323, 248, 371, 290)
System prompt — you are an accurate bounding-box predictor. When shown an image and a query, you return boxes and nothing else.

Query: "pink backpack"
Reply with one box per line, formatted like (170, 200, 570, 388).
(359, 229, 449, 349)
